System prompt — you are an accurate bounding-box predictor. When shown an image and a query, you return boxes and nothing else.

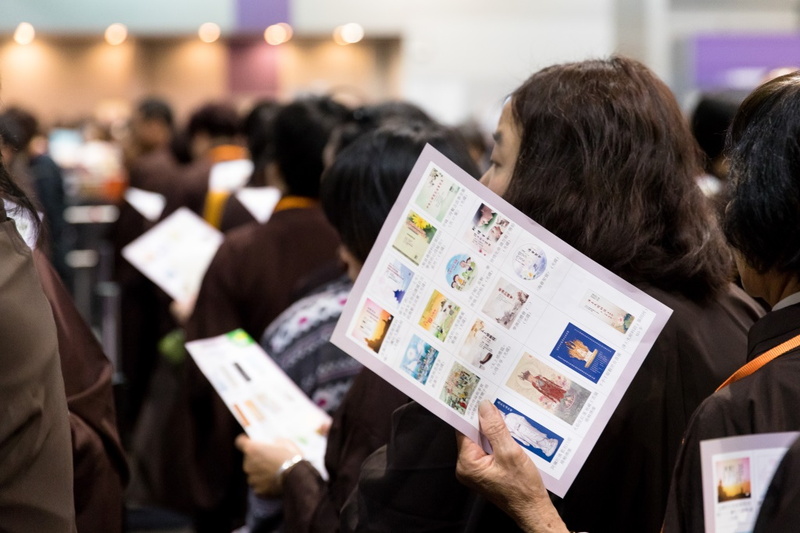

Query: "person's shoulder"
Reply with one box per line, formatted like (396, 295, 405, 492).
(681, 387, 740, 445)
(644, 283, 763, 336)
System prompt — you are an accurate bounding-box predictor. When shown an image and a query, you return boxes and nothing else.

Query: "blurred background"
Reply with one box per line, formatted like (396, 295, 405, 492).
(2, 0, 798, 128)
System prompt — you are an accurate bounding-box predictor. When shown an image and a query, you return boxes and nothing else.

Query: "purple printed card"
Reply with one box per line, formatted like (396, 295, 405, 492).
(331, 145, 673, 496)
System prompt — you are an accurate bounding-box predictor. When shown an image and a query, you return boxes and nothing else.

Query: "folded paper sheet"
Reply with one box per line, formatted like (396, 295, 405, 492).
(186, 329, 330, 477)
(122, 207, 223, 302)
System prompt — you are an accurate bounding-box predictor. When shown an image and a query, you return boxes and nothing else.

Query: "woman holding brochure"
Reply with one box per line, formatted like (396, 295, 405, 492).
(458, 64, 800, 532)
(235, 120, 481, 532)
(341, 56, 761, 532)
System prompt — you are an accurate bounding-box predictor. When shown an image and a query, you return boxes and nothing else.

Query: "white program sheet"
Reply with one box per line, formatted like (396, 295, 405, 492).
(122, 207, 223, 303)
(701, 431, 799, 533)
(186, 329, 330, 477)
(331, 145, 673, 496)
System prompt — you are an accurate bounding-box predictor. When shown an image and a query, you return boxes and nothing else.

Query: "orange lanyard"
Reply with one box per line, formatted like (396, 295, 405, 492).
(273, 196, 318, 213)
(716, 333, 800, 391)
(208, 145, 248, 163)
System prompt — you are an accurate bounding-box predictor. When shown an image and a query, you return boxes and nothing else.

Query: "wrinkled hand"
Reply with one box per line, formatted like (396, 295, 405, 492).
(455, 401, 568, 533)
(235, 434, 303, 497)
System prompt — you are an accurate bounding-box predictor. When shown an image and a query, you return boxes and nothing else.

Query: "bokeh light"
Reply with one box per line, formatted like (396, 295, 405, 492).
(264, 23, 293, 46)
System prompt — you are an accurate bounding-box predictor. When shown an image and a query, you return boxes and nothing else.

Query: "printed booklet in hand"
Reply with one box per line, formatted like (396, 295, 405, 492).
(331, 145, 673, 496)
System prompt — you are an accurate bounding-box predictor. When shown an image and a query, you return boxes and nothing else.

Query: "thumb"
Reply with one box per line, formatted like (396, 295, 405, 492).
(477, 401, 516, 455)
(234, 433, 250, 452)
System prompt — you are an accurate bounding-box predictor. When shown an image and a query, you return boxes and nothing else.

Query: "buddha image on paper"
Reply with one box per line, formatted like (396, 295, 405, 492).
(550, 322, 616, 384)
(440, 362, 481, 415)
(493, 399, 563, 461)
(506, 353, 590, 425)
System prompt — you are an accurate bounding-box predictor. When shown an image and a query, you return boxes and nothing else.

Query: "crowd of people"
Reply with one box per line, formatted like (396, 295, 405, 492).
(1, 54, 799, 533)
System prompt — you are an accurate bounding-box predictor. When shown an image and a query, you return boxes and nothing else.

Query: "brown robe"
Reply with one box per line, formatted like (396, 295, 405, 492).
(281, 369, 410, 532)
(175, 205, 340, 532)
(35, 250, 129, 533)
(663, 303, 800, 532)
(0, 207, 74, 532)
(111, 147, 181, 434)
(340, 402, 520, 533)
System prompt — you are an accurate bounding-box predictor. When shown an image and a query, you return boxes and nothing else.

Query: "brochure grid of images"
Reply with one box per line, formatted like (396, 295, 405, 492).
(334, 148, 671, 493)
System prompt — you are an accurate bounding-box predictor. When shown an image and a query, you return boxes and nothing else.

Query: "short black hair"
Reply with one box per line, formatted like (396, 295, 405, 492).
(321, 121, 478, 263)
(724, 71, 800, 276)
(328, 101, 434, 158)
(273, 96, 349, 197)
(690, 91, 744, 174)
(0, 112, 25, 152)
(137, 97, 174, 128)
(187, 102, 239, 140)
(4, 107, 39, 148)
(242, 100, 281, 186)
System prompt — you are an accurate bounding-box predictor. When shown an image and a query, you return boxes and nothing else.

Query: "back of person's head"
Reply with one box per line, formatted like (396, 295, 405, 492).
(131, 98, 174, 153)
(724, 71, 800, 278)
(502, 56, 731, 300)
(273, 96, 349, 198)
(242, 100, 281, 186)
(137, 98, 174, 128)
(187, 102, 239, 140)
(327, 101, 434, 162)
(4, 107, 38, 150)
(321, 121, 478, 264)
(0, 112, 26, 153)
(691, 92, 743, 178)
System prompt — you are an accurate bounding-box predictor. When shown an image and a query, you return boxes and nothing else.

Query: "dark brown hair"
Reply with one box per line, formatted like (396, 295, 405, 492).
(503, 56, 731, 300)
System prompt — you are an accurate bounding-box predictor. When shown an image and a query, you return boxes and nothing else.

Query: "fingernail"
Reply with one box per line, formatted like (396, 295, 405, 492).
(479, 399, 493, 416)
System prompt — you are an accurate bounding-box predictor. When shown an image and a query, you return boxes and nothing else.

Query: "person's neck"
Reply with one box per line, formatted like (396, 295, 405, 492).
(764, 274, 800, 308)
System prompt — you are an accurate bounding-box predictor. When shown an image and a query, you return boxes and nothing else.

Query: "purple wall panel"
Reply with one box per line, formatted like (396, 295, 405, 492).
(694, 34, 800, 90)
(228, 41, 280, 95)
(236, 0, 289, 32)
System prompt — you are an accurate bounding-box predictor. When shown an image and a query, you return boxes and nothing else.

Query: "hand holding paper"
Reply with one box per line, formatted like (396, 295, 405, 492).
(456, 401, 568, 533)
(185, 330, 330, 478)
(235, 434, 303, 496)
(330, 146, 673, 495)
